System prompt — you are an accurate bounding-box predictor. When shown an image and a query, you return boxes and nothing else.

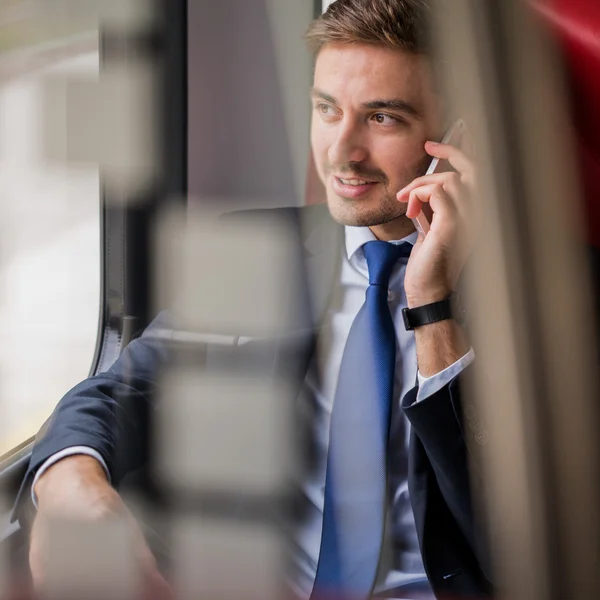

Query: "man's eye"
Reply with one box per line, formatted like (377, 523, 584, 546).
(373, 113, 401, 126)
(316, 103, 336, 116)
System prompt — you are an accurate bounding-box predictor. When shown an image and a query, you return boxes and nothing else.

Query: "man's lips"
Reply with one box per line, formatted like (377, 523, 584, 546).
(331, 175, 380, 198)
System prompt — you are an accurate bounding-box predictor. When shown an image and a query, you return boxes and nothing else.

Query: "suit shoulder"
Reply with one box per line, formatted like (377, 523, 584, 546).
(219, 204, 331, 239)
(219, 204, 326, 222)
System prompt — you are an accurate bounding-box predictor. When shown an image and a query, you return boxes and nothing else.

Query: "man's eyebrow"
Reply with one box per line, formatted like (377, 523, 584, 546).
(361, 99, 422, 118)
(310, 88, 338, 104)
(310, 89, 421, 119)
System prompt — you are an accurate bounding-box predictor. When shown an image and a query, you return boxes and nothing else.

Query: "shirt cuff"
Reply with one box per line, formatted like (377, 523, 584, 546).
(414, 347, 475, 403)
(31, 446, 111, 509)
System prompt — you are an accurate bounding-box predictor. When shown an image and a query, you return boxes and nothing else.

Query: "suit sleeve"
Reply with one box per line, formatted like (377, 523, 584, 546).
(402, 365, 492, 582)
(11, 311, 172, 525)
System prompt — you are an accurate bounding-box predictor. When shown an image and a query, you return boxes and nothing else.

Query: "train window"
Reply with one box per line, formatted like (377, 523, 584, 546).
(0, 5, 100, 456)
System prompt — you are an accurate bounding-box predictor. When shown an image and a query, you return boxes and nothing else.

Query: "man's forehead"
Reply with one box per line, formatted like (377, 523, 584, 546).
(313, 43, 429, 104)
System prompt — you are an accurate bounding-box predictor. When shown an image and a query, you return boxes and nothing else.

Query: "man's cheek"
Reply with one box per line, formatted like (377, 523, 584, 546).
(391, 153, 430, 188)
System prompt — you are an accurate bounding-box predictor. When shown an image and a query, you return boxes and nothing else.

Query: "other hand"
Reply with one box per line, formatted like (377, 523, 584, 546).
(29, 455, 173, 598)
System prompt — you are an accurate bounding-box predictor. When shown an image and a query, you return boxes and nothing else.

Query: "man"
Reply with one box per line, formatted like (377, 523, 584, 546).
(15, 1, 490, 598)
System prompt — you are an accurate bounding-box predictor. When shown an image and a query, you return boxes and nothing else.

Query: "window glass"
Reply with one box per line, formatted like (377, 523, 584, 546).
(0, 3, 100, 455)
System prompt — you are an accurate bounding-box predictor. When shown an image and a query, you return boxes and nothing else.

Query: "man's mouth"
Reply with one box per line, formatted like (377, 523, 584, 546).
(338, 178, 373, 186)
(331, 175, 380, 198)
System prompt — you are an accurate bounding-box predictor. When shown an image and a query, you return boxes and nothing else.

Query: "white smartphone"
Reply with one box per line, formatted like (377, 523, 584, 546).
(412, 118, 466, 236)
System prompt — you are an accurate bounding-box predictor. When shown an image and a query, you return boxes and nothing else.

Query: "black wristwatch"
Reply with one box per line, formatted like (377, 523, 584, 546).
(402, 293, 459, 331)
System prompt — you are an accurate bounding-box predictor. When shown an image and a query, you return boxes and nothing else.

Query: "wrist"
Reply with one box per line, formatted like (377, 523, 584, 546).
(406, 288, 452, 309)
(35, 455, 110, 512)
(415, 319, 470, 377)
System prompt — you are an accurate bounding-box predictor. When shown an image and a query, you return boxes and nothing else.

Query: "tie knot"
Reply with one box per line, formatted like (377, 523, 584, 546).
(363, 240, 412, 287)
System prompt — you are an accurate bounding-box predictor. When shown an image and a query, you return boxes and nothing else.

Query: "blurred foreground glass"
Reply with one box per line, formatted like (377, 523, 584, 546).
(0, 3, 100, 456)
(430, 0, 600, 598)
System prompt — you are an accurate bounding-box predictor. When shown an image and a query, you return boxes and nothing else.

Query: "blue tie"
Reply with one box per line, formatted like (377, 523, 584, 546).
(313, 240, 413, 598)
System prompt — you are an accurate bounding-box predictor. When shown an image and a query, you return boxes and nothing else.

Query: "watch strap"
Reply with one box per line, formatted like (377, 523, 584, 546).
(402, 296, 453, 331)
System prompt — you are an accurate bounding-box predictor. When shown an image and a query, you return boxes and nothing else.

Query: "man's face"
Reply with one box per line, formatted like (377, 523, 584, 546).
(311, 43, 443, 228)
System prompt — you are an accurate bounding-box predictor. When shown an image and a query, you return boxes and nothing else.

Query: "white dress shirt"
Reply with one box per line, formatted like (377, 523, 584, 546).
(286, 226, 474, 597)
(32, 225, 474, 598)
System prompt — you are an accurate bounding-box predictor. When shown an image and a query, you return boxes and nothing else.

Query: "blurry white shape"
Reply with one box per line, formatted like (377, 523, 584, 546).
(41, 61, 157, 199)
(156, 369, 294, 494)
(322, 0, 334, 10)
(39, 70, 97, 164)
(0, 53, 99, 164)
(159, 211, 301, 337)
(0, 51, 100, 453)
(174, 517, 281, 600)
(42, 517, 139, 600)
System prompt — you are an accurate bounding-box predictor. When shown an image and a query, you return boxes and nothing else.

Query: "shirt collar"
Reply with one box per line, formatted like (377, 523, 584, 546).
(344, 225, 419, 262)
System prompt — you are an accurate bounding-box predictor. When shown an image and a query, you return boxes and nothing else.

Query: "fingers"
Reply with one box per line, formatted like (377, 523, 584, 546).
(424, 140, 475, 179)
(397, 141, 477, 224)
(399, 178, 466, 222)
(403, 184, 457, 223)
(397, 171, 463, 204)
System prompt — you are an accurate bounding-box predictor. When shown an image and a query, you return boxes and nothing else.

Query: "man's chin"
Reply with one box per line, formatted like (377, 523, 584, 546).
(325, 197, 406, 227)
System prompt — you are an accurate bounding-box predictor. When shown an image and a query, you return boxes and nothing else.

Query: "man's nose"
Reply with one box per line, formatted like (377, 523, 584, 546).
(328, 121, 369, 166)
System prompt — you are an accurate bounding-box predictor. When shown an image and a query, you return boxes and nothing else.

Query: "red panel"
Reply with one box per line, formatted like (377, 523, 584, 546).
(531, 0, 600, 246)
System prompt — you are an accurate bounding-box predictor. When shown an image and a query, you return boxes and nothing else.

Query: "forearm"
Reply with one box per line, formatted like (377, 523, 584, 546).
(34, 455, 112, 515)
(31, 447, 111, 508)
(414, 319, 470, 377)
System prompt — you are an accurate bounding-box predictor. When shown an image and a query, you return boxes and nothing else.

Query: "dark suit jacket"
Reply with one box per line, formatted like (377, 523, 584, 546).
(13, 204, 493, 599)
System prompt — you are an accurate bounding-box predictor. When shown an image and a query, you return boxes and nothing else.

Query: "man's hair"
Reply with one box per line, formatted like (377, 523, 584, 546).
(305, 0, 432, 57)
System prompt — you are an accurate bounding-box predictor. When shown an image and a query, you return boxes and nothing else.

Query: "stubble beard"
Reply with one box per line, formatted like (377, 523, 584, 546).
(327, 185, 408, 228)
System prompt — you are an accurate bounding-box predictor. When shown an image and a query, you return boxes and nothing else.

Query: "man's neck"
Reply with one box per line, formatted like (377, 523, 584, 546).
(369, 215, 417, 241)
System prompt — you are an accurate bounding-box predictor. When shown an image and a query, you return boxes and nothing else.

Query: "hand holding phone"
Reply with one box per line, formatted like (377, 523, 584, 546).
(397, 118, 477, 308)
(411, 119, 466, 236)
